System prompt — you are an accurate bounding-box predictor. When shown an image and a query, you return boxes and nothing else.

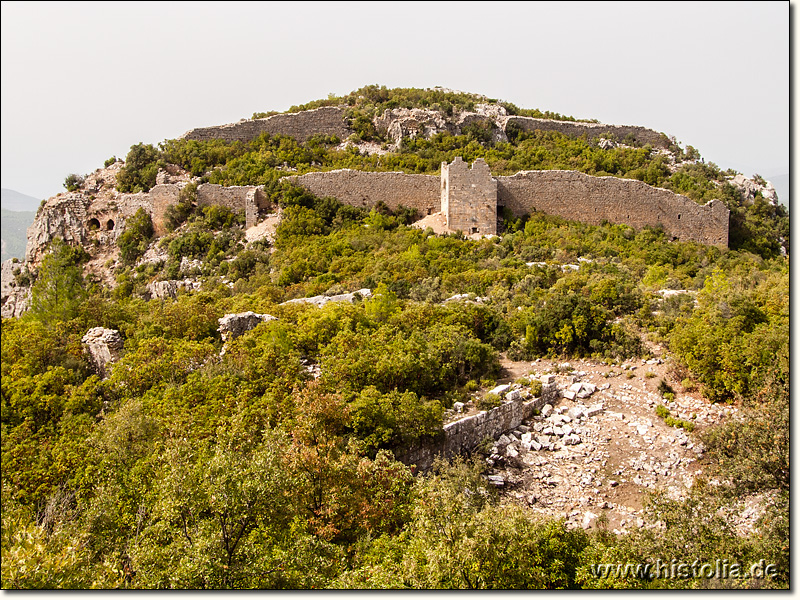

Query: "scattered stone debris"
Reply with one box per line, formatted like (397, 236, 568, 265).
(482, 355, 742, 533)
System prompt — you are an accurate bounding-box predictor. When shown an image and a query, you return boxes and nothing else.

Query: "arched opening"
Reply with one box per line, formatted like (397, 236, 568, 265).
(87, 218, 100, 230)
(106, 219, 115, 230)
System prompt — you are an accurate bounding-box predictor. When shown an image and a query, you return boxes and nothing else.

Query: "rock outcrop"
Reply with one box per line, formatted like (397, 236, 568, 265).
(728, 173, 779, 206)
(217, 311, 277, 343)
(82, 327, 124, 378)
(1, 259, 31, 318)
(281, 288, 372, 308)
(146, 279, 202, 300)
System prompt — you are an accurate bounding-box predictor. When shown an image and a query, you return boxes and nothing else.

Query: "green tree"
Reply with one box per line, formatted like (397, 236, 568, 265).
(28, 240, 89, 323)
(118, 208, 154, 264)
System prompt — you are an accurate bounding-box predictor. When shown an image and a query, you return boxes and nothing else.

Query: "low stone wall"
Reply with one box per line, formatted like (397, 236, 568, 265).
(287, 170, 440, 215)
(398, 383, 559, 471)
(180, 106, 351, 143)
(505, 116, 668, 148)
(497, 170, 729, 246)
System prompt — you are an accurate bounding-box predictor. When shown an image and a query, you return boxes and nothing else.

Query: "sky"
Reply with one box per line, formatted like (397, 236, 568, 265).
(0, 0, 790, 202)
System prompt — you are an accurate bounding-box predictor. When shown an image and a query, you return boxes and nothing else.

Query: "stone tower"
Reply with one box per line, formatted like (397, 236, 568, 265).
(441, 157, 498, 235)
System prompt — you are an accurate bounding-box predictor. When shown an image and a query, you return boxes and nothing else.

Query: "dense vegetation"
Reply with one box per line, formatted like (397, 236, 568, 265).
(2, 88, 789, 588)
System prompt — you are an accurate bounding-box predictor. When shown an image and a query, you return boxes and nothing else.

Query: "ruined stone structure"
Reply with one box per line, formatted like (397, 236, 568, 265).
(398, 379, 560, 471)
(180, 103, 669, 150)
(286, 170, 440, 214)
(440, 157, 498, 235)
(181, 106, 350, 143)
(283, 159, 729, 246)
(496, 171, 730, 247)
(18, 103, 731, 296)
(504, 116, 669, 148)
(196, 184, 269, 229)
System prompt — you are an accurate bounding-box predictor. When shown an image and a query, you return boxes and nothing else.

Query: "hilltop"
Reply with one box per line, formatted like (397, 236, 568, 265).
(0, 86, 789, 589)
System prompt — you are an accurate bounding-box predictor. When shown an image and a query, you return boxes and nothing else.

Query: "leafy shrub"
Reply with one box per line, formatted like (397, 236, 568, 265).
(116, 143, 162, 193)
(118, 208, 154, 264)
(657, 379, 674, 397)
(477, 392, 501, 411)
(63, 173, 84, 192)
(164, 183, 197, 231)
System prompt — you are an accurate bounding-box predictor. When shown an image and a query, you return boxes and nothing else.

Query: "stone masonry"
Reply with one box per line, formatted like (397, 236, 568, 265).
(196, 184, 269, 229)
(440, 157, 498, 235)
(285, 159, 729, 246)
(398, 379, 560, 471)
(181, 106, 350, 143)
(496, 170, 729, 246)
(504, 116, 669, 148)
(286, 170, 440, 215)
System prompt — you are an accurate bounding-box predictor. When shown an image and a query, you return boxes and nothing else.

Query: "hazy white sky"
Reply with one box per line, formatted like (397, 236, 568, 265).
(1, 0, 790, 201)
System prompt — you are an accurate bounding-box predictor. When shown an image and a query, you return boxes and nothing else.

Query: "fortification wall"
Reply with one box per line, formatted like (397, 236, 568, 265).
(287, 170, 440, 215)
(181, 106, 351, 143)
(496, 170, 729, 246)
(398, 384, 559, 471)
(505, 116, 668, 148)
(441, 157, 497, 235)
(147, 184, 181, 236)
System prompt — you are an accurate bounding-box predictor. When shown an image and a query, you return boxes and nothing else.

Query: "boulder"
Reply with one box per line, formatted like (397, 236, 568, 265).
(489, 384, 511, 397)
(82, 327, 124, 378)
(218, 311, 277, 343)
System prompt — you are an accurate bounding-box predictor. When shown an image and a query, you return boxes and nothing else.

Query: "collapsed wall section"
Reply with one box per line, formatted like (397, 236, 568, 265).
(286, 170, 440, 215)
(197, 184, 266, 228)
(180, 106, 351, 143)
(497, 170, 729, 246)
(504, 116, 668, 148)
(398, 384, 559, 471)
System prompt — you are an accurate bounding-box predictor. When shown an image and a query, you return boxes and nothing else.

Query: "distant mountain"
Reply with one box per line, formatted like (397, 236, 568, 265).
(1, 208, 35, 261)
(1, 188, 41, 212)
(767, 173, 789, 208)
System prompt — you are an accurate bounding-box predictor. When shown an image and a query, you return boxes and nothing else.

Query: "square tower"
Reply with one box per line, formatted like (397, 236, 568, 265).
(441, 157, 498, 235)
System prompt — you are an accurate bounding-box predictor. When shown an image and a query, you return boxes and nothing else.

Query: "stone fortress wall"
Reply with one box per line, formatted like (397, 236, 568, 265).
(172, 105, 728, 246)
(181, 106, 351, 143)
(496, 171, 730, 247)
(196, 184, 268, 229)
(286, 170, 441, 215)
(505, 116, 669, 148)
(398, 382, 559, 471)
(280, 161, 728, 246)
(181, 104, 669, 150)
(24, 106, 728, 268)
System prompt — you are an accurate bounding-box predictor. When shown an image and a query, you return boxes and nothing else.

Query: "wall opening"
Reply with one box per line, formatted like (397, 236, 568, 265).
(677, 214, 681, 220)
(471, 227, 478, 234)
(87, 218, 100, 230)
(106, 219, 115, 230)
